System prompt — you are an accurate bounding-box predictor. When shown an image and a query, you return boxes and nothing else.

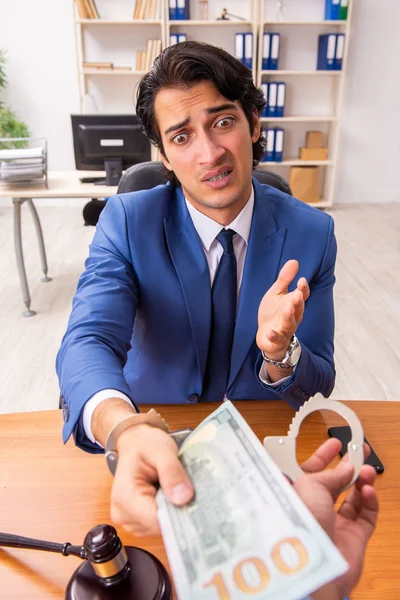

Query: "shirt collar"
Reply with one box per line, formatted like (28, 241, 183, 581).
(185, 186, 254, 251)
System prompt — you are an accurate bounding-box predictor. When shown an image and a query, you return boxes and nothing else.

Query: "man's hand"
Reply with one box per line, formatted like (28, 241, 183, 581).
(295, 439, 379, 599)
(110, 424, 194, 536)
(257, 259, 310, 361)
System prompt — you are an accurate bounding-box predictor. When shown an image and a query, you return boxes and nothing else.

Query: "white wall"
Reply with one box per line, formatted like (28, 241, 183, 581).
(335, 0, 400, 203)
(0, 0, 80, 171)
(0, 0, 399, 203)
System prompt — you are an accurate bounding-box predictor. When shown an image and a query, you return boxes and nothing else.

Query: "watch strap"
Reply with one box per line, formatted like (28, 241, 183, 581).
(262, 335, 299, 369)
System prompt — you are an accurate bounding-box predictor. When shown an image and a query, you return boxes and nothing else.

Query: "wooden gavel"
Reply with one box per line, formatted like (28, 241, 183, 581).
(0, 524, 172, 599)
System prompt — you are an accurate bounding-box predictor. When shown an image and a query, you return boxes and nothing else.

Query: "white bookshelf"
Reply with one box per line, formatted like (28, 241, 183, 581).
(77, 19, 162, 24)
(72, 0, 353, 206)
(257, 0, 353, 207)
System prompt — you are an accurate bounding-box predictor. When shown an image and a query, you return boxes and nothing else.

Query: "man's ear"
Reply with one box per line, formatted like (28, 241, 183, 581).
(159, 148, 173, 171)
(251, 110, 261, 143)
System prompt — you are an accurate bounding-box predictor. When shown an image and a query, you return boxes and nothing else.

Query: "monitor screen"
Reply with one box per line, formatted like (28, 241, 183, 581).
(71, 114, 151, 172)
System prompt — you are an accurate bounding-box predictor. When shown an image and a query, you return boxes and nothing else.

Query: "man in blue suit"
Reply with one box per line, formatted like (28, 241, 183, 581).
(57, 42, 336, 536)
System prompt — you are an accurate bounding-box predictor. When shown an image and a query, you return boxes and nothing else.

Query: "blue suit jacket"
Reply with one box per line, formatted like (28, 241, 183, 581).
(56, 177, 336, 452)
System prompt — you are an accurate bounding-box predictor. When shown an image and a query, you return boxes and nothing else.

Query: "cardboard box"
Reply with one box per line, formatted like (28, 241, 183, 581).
(289, 167, 320, 204)
(306, 131, 324, 148)
(299, 147, 329, 160)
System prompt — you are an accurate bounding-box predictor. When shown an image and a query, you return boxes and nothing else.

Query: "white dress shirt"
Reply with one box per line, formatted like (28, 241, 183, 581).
(83, 186, 290, 444)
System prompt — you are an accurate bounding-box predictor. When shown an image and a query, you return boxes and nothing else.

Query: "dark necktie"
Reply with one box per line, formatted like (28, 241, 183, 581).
(202, 229, 237, 401)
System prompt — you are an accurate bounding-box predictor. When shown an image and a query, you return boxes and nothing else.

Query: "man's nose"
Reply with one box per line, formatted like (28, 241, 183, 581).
(197, 133, 225, 165)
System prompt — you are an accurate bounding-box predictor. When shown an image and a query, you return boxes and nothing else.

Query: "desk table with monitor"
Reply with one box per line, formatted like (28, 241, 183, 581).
(0, 171, 118, 316)
(0, 400, 399, 599)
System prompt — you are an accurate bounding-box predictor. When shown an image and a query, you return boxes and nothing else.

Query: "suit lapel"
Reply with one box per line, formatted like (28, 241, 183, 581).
(228, 178, 287, 386)
(164, 186, 211, 386)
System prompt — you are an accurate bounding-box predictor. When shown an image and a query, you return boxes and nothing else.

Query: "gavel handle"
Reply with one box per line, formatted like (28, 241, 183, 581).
(0, 532, 86, 559)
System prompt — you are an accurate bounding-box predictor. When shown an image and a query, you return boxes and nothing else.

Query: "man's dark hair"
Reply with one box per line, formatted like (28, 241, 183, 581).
(136, 41, 267, 181)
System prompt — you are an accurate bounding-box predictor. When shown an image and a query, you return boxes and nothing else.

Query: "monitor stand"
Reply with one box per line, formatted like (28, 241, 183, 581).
(92, 158, 123, 186)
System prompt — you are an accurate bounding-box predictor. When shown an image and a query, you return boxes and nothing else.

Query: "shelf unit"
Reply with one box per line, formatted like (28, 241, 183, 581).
(72, 0, 354, 207)
(257, 0, 353, 207)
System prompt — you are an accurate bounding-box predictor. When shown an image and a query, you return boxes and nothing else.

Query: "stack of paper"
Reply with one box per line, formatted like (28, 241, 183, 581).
(0, 146, 45, 183)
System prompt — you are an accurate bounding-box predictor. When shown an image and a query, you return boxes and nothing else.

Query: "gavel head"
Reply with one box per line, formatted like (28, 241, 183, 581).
(66, 524, 172, 600)
(83, 524, 130, 587)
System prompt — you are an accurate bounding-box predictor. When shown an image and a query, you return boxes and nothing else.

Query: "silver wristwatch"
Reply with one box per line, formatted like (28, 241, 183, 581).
(262, 335, 301, 369)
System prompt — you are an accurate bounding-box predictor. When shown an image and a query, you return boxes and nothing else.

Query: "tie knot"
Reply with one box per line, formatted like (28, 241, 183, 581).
(216, 229, 235, 254)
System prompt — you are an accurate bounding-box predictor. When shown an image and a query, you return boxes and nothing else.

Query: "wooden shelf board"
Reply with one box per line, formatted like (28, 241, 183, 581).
(263, 20, 347, 26)
(78, 19, 162, 25)
(168, 20, 252, 26)
(260, 116, 337, 122)
(261, 70, 342, 75)
(82, 69, 145, 75)
(259, 159, 333, 166)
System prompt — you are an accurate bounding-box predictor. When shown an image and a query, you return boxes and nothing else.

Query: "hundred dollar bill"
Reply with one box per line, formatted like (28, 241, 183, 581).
(156, 401, 348, 600)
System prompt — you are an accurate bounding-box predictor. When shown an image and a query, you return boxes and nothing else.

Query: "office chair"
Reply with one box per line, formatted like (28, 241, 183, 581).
(117, 161, 292, 196)
(82, 162, 292, 226)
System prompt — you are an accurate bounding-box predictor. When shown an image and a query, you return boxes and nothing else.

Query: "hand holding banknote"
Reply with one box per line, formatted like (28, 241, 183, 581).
(156, 402, 378, 600)
(110, 423, 194, 536)
(294, 438, 379, 600)
(109, 402, 378, 599)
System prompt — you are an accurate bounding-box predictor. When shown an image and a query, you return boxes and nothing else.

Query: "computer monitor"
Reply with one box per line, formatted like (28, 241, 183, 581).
(71, 114, 151, 186)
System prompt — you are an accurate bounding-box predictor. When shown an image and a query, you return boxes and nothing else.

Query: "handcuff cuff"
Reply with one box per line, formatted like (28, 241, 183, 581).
(105, 395, 364, 494)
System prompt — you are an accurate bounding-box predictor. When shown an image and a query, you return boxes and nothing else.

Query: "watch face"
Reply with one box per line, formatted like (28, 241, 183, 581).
(289, 341, 301, 367)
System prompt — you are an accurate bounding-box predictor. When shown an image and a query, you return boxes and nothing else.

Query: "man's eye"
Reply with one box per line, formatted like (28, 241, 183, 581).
(172, 133, 188, 145)
(216, 117, 234, 128)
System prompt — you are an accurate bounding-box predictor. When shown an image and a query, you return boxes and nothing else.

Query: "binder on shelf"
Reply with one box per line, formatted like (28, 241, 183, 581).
(274, 128, 284, 162)
(176, 0, 189, 20)
(169, 0, 177, 20)
(267, 82, 278, 118)
(170, 33, 178, 45)
(262, 33, 271, 70)
(276, 82, 286, 118)
(178, 33, 187, 42)
(265, 128, 275, 162)
(334, 33, 345, 70)
(339, 0, 349, 20)
(235, 33, 244, 64)
(324, 0, 340, 20)
(269, 33, 280, 70)
(244, 33, 253, 70)
(317, 34, 337, 70)
(261, 83, 269, 117)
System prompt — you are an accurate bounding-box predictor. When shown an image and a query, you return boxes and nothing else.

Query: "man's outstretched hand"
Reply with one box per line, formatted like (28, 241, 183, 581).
(257, 259, 310, 361)
(295, 438, 379, 600)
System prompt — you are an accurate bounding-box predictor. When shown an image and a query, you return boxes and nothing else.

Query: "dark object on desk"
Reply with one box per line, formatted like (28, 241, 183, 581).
(83, 198, 106, 226)
(71, 114, 151, 186)
(328, 425, 385, 474)
(0, 524, 171, 600)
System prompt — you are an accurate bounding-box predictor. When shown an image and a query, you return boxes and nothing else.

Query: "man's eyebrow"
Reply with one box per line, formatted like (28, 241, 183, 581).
(164, 117, 190, 136)
(206, 103, 238, 115)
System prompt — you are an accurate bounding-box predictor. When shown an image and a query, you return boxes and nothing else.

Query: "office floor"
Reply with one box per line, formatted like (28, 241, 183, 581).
(0, 202, 399, 414)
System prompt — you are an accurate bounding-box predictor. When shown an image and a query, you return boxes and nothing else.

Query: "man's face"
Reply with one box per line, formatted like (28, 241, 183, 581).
(155, 80, 261, 223)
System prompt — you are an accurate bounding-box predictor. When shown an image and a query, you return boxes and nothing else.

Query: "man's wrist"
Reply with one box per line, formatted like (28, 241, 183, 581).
(92, 398, 138, 448)
(261, 335, 301, 369)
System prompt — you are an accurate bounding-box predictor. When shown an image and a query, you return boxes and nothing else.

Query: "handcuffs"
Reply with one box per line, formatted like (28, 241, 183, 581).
(263, 394, 364, 491)
(105, 395, 364, 494)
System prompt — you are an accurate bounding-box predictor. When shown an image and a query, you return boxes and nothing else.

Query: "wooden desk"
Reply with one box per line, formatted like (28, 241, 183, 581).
(0, 171, 117, 316)
(0, 401, 399, 599)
